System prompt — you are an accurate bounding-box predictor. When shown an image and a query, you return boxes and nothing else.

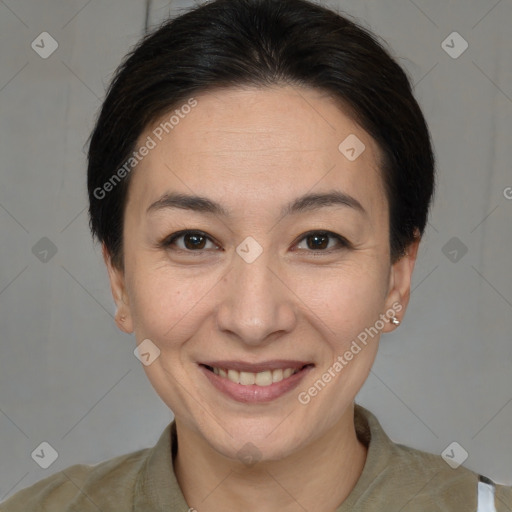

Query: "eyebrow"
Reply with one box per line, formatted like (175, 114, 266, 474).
(146, 190, 366, 218)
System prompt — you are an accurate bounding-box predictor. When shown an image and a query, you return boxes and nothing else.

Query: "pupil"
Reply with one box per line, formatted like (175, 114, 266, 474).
(308, 234, 328, 250)
(185, 233, 205, 250)
(182, 233, 329, 251)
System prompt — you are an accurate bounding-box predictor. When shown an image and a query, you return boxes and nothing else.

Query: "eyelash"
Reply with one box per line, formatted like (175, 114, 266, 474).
(160, 229, 351, 255)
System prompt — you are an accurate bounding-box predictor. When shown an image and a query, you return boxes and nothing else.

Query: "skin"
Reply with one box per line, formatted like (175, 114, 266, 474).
(103, 85, 420, 511)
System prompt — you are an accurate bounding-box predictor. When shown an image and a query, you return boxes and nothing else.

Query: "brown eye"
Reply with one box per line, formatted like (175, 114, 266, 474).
(306, 233, 329, 250)
(163, 230, 218, 251)
(182, 233, 207, 250)
(161, 229, 350, 255)
(295, 231, 350, 252)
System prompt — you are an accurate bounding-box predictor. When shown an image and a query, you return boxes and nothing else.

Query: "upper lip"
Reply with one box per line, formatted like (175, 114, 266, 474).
(200, 360, 313, 373)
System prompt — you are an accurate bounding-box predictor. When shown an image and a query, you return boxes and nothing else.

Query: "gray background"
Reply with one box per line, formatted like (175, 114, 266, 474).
(1, 0, 511, 502)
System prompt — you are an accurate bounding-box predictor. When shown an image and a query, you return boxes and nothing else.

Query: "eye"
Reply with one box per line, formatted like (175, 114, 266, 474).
(160, 229, 350, 254)
(161, 230, 219, 252)
(294, 230, 350, 253)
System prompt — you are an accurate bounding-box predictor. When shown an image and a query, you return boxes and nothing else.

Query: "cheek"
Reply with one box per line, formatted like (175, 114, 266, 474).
(293, 260, 389, 337)
(126, 264, 206, 344)
(125, 242, 390, 354)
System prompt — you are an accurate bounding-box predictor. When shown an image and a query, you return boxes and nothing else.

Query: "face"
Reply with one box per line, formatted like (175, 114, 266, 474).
(105, 85, 418, 462)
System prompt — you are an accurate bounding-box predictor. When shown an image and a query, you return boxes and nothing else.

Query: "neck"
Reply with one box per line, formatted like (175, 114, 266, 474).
(174, 403, 367, 512)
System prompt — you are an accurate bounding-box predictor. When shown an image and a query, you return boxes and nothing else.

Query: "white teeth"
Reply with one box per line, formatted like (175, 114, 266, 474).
(211, 366, 301, 386)
(272, 369, 283, 382)
(255, 370, 273, 386)
(227, 369, 240, 384)
(239, 371, 255, 385)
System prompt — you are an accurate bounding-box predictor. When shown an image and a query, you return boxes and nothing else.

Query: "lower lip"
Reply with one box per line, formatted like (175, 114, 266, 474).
(199, 365, 313, 403)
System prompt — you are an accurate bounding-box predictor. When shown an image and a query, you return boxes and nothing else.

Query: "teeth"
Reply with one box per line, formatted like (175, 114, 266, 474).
(239, 371, 255, 385)
(227, 369, 240, 384)
(255, 370, 273, 386)
(272, 369, 283, 382)
(210, 366, 301, 386)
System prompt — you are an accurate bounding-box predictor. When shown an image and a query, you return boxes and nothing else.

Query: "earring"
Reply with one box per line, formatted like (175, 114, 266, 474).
(390, 316, 400, 326)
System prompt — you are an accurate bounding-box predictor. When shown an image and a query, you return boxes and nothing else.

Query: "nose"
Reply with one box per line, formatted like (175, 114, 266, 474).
(215, 247, 297, 346)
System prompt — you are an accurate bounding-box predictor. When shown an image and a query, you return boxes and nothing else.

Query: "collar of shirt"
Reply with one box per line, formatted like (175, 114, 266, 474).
(132, 403, 395, 510)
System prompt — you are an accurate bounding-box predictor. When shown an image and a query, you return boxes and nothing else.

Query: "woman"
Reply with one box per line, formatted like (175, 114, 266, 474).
(2, 0, 511, 510)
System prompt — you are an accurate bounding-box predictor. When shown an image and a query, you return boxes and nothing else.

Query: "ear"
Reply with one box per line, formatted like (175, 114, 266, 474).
(102, 244, 134, 334)
(381, 231, 421, 333)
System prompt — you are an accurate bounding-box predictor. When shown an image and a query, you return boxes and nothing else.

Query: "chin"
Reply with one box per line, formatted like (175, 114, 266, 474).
(194, 412, 312, 464)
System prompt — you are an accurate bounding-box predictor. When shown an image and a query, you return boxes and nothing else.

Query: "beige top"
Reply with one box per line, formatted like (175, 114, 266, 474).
(2, 404, 511, 511)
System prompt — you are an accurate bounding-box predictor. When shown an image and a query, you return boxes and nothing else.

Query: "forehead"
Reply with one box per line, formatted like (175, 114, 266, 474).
(126, 85, 386, 221)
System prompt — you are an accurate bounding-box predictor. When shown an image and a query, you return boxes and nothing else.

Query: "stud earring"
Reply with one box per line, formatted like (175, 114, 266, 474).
(390, 316, 400, 326)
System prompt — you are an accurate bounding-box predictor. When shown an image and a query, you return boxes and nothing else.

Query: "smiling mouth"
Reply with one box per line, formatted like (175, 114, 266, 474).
(201, 364, 313, 387)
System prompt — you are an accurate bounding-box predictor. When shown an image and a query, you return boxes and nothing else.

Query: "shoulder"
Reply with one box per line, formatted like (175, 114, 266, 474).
(495, 481, 512, 511)
(388, 442, 512, 511)
(355, 405, 512, 511)
(0, 446, 151, 512)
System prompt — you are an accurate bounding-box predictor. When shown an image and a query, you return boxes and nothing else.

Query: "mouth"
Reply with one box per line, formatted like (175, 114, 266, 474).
(198, 361, 314, 403)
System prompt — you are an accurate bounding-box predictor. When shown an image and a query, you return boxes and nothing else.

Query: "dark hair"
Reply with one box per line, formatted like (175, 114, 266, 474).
(87, 0, 435, 270)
